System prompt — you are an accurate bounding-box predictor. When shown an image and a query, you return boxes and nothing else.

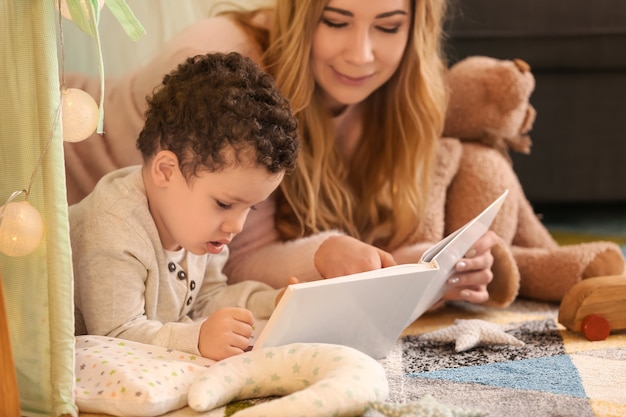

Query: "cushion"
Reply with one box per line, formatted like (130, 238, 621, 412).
(75, 336, 214, 416)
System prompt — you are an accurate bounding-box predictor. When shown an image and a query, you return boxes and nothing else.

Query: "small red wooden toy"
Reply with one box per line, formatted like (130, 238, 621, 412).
(558, 275, 626, 341)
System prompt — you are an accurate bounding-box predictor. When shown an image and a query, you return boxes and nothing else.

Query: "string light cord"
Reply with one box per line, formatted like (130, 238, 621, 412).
(0, 1, 66, 228)
(0, 0, 144, 255)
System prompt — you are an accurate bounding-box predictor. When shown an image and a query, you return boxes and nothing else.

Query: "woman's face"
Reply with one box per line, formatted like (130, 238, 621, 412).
(311, 0, 411, 110)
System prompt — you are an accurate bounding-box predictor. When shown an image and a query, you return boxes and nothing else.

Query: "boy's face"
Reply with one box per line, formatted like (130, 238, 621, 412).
(149, 151, 284, 256)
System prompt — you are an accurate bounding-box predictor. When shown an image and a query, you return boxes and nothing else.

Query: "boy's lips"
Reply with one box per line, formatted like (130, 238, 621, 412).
(205, 240, 229, 254)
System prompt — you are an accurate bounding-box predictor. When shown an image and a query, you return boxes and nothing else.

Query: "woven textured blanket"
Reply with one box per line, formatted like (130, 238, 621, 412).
(382, 298, 626, 417)
(79, 298, 626, 417)
(77, 205, 626, 417)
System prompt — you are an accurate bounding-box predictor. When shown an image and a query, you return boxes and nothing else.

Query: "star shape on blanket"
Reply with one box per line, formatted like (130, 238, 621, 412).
(417, 319, 525, 352)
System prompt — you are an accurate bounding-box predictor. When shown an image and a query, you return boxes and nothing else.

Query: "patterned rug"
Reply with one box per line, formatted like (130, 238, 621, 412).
(79, 204, 626, 417)
(86, 299, 625, 417)
(381, 298, 626, 417)
(370, 203, 626, 416)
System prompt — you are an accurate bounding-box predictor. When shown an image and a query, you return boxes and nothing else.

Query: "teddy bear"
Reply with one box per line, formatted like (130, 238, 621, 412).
(431, 55, 625, 304)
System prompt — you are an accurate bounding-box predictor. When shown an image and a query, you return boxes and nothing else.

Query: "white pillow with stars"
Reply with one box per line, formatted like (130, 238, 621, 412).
(188, 343, 389, 417)
(74, 335, 215, 416)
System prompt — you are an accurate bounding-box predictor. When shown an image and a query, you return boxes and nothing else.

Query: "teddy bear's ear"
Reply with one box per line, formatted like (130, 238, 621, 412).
(513, 58, 531, 73)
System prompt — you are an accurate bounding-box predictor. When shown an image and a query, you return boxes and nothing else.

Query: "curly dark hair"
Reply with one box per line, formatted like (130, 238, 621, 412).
(136, 52, 299, 178)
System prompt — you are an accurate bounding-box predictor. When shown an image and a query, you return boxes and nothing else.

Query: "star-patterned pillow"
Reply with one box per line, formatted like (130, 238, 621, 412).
(74, 336, 215, 416)
(188, 343, 389, 417)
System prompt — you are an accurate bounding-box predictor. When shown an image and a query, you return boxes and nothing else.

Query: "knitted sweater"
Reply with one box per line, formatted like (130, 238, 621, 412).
(69, 166, 279, 355)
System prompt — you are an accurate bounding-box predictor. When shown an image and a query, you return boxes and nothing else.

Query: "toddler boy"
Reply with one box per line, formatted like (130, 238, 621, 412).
(70, 52, 299, 361)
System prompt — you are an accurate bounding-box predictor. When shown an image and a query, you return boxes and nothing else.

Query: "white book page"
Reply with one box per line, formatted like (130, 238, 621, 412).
(251, 190, 508, 358)
(252, 262, 439, 359)
(406, 189, 509, 325)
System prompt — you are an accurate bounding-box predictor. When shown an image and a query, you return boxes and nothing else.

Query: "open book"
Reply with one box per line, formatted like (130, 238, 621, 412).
(252, 190, 509, 359)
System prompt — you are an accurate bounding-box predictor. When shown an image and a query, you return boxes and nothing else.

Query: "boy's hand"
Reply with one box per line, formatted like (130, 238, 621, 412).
(198, 307, 254, 360)
(275, 276, 299, 306)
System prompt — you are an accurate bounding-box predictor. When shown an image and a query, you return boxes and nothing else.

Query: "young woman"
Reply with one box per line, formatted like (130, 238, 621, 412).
(64, 0, 505, 307)
(221, 0, 505, 306)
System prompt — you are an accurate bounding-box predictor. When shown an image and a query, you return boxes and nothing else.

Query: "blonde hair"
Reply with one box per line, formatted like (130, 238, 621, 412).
(226, 0, 449, 251)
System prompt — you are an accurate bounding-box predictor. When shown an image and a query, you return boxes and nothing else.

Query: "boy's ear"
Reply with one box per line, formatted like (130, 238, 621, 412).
(151, 150, 179, 187)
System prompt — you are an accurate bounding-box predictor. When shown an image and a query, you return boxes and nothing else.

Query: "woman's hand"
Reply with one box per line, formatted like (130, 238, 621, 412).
(198, 307, 254, 360)
(314, 235, 397, 278)
(442, 230, 498, 304)
(275, 276, 300, 306)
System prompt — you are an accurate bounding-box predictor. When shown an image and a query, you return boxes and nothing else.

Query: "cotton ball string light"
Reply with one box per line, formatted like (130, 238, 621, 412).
(0, 201, 45, 257)
(61, 87, 99, 142)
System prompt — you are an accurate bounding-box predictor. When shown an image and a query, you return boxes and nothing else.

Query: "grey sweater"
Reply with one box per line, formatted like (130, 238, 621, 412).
(69, 166, 279, 355)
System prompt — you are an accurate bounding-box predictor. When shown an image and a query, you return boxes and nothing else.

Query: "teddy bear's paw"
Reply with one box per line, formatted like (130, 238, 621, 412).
(516, 243, 626, 301)
(581, 242, 626, 279)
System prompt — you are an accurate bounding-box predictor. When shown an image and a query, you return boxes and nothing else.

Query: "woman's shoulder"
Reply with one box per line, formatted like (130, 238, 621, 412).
(180, 15, 245, 39)
(167, 15, 265, 64)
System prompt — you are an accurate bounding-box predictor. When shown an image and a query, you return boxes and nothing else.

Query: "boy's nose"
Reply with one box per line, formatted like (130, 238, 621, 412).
(222, 213, 247, 235)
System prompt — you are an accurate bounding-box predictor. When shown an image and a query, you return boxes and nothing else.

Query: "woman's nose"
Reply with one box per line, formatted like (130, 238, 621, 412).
(344, 29, 374, 65)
